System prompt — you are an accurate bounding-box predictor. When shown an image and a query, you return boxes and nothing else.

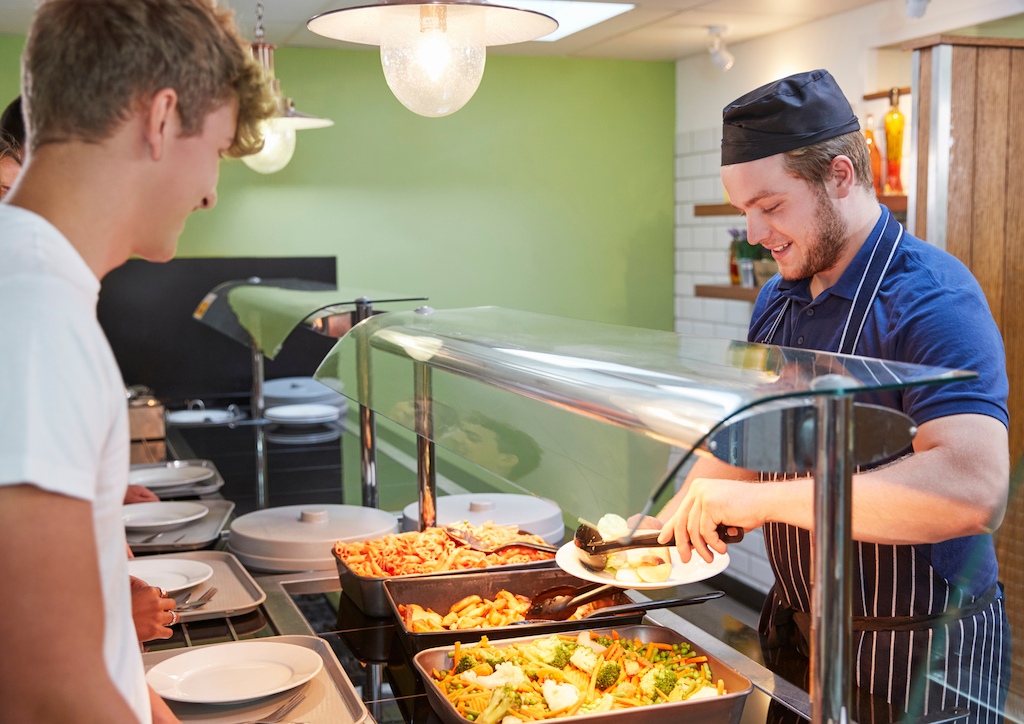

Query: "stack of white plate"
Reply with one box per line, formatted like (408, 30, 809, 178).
(129, 461, 224, 497)
(265, 377, 348, 413)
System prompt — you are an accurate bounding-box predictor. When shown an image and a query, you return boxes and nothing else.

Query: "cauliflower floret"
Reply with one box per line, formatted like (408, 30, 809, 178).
(596, 513, 629, 541)
(502, 717, 522, 724)
(541, 680, 580, 711)
(580, 693, 614, 713)
(613, 680, 636, 697)
(569, 647, 599, 674)
(462, 662, 528, 690)
(575, 631, 608, 655)
(639, 668, 659, 699)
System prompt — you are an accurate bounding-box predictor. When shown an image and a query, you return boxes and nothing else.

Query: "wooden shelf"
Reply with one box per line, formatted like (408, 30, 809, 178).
(693, 195, 907, 216)
(863, 87, 911, 101)
(694, 203, 741, 217)
(695, 285, 761, 303)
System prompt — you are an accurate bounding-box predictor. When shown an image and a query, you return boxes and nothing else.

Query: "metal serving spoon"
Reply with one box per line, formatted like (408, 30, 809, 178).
(523, 582, 724, 621)
(443, 526, 558, 554)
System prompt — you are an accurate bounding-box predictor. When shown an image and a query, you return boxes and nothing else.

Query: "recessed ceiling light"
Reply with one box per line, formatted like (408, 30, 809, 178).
(511, 0, 634, 42)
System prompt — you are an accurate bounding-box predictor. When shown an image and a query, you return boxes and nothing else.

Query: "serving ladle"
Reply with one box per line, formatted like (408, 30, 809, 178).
(523, 582, 724, 621)
(443, 526, 558, 554)
(572, 522, 744, 572)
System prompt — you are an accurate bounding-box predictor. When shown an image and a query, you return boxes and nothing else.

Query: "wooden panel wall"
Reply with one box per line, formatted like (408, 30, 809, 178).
(914, 40, 1024, 712)
(914, 47, 931, 239)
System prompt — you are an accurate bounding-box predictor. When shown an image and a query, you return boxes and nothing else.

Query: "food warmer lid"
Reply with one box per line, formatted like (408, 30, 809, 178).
(401, 493, 563, 545)
(227, 504, 398, 572)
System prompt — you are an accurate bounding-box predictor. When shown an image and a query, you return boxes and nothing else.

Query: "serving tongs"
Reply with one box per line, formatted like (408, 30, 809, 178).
(523, 580, 724, 621)
(572, 521, 744, 572)
(443, 525, 558, 554)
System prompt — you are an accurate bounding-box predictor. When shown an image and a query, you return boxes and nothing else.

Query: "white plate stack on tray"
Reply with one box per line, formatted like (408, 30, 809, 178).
(265, 377, 349, 423)
(126, 558, 215, 594)
(123, 501, 210, 532)
(129, 460, 224, 498)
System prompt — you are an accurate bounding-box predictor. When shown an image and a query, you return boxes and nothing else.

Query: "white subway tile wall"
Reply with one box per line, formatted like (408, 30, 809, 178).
(674, 125, 774, 594)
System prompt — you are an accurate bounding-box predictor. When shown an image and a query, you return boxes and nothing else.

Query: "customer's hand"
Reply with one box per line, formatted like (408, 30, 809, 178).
(130, 576, 177, 642)
(124, 485, 159, 504)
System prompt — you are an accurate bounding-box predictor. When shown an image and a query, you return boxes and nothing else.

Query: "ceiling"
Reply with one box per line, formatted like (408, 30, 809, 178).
(0, 0, 900, 61)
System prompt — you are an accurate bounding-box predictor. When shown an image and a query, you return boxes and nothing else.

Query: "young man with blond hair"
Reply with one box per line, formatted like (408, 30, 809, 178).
(0, 1, 275, 722)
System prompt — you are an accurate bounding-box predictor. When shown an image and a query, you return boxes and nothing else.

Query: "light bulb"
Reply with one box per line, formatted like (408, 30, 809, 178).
(243, 119, 296, 174)
(379, 5, 486, 118)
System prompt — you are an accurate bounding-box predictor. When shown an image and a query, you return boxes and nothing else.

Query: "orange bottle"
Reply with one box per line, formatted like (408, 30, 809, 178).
(884, 88, 904, 194)
(865, 114, 882, 196)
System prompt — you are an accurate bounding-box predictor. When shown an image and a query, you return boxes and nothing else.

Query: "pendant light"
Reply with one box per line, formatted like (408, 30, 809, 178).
(244, 2, 334, 174)
(308, 1, 557, 118)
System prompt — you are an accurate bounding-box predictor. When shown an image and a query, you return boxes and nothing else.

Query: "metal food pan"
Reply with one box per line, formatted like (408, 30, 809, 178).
(413, 624, 753, 724)
(385, 568, 644, 654)
(334, 547, 557, 618)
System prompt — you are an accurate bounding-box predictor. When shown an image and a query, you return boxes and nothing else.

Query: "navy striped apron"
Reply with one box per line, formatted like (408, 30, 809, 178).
(756, 209, 1010, 724)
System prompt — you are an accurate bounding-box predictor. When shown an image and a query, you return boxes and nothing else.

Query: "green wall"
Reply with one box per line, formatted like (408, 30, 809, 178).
(0, 36, 675, 330)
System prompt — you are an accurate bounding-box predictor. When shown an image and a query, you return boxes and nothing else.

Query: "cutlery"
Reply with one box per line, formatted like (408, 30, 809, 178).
(443, 525, 557, 554)
(173, 591, 192, 606)
(572, 521, 743, 572)
(240, 691, 305, 724)
(136, 531, 165, 544)
(175, 587, 217, 611)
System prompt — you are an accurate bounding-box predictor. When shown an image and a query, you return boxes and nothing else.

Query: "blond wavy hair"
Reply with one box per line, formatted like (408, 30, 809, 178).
(22, 0, 276, 158)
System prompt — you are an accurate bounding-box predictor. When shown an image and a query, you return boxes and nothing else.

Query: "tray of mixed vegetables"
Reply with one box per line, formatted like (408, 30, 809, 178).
(412, 625, 752, 724)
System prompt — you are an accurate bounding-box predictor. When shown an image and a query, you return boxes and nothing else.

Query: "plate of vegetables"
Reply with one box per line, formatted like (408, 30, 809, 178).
(412, 625, 752, 724)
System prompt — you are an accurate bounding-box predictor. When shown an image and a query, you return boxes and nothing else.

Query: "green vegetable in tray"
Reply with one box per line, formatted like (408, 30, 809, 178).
(476, 685, 522, 724)
(594, 662, 622, 690)
(454, 654, 476, 674)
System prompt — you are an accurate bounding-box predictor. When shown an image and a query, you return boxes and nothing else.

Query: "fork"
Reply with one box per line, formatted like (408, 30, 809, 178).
(241, 691, 306, 724)
(175, 587, 217, 611)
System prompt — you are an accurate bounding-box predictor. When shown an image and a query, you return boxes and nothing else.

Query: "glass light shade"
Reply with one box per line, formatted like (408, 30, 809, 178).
(379, 5, 486, 118)
(242, 120, 297, 174)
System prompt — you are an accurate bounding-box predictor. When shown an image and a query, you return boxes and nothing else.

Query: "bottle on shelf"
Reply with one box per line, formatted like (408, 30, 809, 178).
(884, 88, 904, 194)
(865, 113, 882, 196)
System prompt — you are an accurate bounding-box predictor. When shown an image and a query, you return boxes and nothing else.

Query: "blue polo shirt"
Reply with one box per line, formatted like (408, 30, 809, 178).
(749, 206, 1008, 597)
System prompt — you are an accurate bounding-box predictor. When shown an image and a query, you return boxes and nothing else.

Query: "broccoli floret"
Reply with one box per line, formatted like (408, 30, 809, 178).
(521, 664, 541, 681)
(454, 654, 476, 675)
(594, 662, 622, 690)
(654, 668, 678, 696)
(482, 651, 506, 668)
(477, 685, 522, 724)
(548, 644, 573, 670)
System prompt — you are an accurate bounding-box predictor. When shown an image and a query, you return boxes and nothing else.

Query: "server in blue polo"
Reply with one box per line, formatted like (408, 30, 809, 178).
(655, 70, 1010, 723)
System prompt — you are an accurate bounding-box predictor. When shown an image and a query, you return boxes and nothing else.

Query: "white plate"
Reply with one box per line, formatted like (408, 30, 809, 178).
(166, 409, 239, 425)
(126, 558, 214, 594)
(555, 540, 729, 589)
(146, 640, 323, 704)
(129, 465, 214, 489)
(264, 403, 340, 425)
(123, 502, 209, 531)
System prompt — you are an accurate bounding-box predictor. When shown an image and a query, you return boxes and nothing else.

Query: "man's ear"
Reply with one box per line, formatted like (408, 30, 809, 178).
(143, 88, 179, 162)
(829, 155, 857, 198)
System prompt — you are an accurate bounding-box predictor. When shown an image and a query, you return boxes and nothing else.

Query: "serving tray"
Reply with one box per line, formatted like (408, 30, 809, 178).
(413, 624, 753, 724)
(142, 635, 369, 724)
(128, 499, 234, 555)
(131, 550, 265, 623)
(384, 567, 644, 654)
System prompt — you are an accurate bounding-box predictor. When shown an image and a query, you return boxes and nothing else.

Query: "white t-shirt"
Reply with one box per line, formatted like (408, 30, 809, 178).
(0, 205, 151, 724)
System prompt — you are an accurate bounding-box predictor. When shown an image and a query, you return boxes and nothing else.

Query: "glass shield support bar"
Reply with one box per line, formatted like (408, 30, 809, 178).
(355, 299, 378, 509)
(813, 393, 854, 724)
(251, 346, 268, 509)
(415, 361, 437, 530)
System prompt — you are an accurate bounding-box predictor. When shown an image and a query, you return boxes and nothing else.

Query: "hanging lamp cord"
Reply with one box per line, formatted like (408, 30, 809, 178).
(254, 1, 265, 42)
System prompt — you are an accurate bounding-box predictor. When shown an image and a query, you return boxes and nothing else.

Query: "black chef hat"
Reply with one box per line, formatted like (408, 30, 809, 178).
(721, 70, 860, 166)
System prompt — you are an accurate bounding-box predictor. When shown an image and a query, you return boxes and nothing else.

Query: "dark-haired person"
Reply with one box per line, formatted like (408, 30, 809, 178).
(655, 70, 1009, 723)
(0, 1, 275, 722)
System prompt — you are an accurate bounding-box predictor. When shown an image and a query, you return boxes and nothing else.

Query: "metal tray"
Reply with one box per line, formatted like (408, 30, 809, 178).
(413, 624, 753, 724)
(334, 546, 557, 618)
(142, 635, 369, 724)
(134, 550, 266, 623)
(385, 568, 645, 654)
(128, 499, 234, 555)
